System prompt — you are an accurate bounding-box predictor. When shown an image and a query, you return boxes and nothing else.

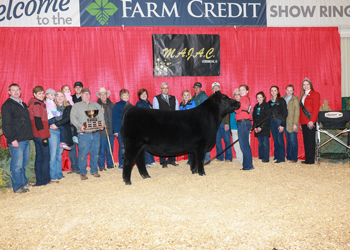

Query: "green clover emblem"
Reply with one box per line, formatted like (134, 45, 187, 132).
(86, 0, 118, 25)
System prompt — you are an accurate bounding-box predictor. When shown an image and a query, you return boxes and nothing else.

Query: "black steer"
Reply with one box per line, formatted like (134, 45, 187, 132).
(120, 91, 241, 185)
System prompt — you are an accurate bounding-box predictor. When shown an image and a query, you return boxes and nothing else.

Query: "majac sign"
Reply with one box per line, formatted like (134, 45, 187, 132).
(152, 34, 220, 77)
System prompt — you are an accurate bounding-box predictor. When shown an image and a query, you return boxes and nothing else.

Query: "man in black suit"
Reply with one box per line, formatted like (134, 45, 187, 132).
(152, 82, 179, 168)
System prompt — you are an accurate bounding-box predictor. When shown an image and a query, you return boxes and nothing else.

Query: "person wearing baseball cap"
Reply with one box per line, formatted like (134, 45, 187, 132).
(192, 82, 209, 107)
(192, 82, 211, 163)
(66, 81, 84, 175)
(212, 82, 233, 162)
(72, 82, 83, 103)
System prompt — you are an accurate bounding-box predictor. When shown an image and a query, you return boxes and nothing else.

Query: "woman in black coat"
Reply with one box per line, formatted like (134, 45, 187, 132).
(253, 91, 271, 162)
(135, 88, 155, 168)
(268, 86, 288, 163)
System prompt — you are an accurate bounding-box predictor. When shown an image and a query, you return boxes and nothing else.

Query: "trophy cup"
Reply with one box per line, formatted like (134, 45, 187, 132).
(83, 110, 104, 130)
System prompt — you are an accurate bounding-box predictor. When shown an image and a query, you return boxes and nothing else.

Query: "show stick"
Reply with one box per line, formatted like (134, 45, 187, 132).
(204, 116, 269, 165)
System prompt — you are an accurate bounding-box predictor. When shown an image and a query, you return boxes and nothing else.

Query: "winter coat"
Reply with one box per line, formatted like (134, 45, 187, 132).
(54, 105, 74, 146)
(282, 95, 300, 133)
(268, 97, 288, 126)
(1, 98, 34, 144)
(97, 98, 114, 137)
(299, 90, 321, 125)
(192, 91, 208, 106)
(136, 99, 153, 109)
(112, 100, 131, 134)
(252, 102, 271, 137)
(28, 97, 51, 139)
(179, 100, 196, 110)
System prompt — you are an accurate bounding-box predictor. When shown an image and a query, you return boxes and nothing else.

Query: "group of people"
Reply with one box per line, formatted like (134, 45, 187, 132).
(1, 78, 320, 194)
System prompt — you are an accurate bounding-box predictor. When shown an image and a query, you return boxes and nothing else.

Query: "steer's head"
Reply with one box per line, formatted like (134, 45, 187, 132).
(212, 91, 241, 114)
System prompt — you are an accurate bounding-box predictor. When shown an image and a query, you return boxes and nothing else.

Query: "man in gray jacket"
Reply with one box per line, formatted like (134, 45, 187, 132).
(70, 88, 104, 180)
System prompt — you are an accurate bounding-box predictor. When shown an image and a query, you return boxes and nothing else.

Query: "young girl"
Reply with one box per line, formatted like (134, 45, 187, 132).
(235, 85, 254, 170)
(61, 85, 74, 106)
(283, 85, 300, 163)
(179, 90, 197, 164)
(253, 91, 271, 163)
(45, 89, 71, 151)
(61, 85, 78, 144)
(230, 89, 243, 164)
(45, 88, 61, 120)
(268, 86, 288, 163)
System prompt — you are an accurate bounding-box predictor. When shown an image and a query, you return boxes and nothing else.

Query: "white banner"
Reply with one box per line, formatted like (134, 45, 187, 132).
(0, 0, 80, 27)
(267, 0, 350, 27)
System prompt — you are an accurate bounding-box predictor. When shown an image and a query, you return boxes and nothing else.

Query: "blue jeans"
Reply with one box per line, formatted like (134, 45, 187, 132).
(33, 137, 51, 186)
(49, 129, 63, 180)
(270, 118, 285, 162)
(68, 143, 79, 172)
(58, 126, 65, 142)
(285, 129, 298, 162)
(215, 123, 232, 161)
(8, 140, 30, 192)
(78, 132, 100, 175)
(237, 120, 254, 170)
(145, 151, 155, 165)
(49, 117, 65, 142)
(257, 136, 270, 162)
(98, 136, 115, 169)
(205, 151, 210, 162)
(117, 133, 124, 166)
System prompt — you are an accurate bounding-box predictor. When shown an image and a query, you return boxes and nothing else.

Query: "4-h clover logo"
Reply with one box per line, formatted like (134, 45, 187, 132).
(86, 0, 118, 25)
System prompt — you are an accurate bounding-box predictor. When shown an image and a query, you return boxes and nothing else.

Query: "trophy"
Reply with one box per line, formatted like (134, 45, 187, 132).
(83, 110, 104, 130)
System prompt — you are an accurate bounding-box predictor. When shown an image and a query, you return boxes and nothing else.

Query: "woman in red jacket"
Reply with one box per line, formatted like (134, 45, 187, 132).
(299, 78, 321, 164)
(235, 85, 254, 170)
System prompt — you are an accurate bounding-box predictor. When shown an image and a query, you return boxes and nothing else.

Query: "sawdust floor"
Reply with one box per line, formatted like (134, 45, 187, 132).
(1, 158, 350, 250)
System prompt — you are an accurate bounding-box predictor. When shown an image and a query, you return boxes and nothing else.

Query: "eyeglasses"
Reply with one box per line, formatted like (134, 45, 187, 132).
(161, 87, 169, 89)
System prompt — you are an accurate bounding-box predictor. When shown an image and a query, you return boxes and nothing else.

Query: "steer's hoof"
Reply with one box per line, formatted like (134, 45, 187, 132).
(191, 170, 198, 174)
(141, 174, 151, 179)
(124, 179, 132, 185)
(198, 172, 206, 176)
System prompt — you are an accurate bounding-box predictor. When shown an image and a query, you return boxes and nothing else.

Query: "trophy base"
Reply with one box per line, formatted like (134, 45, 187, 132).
(84, 121, 104, 130)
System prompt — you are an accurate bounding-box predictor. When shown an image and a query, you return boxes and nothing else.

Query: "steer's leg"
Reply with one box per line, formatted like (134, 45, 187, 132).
(123, 146, 141, 185)
(190, 152, 197, 174)
(196, 150, 206, 176)
(135, 149, 151, 179)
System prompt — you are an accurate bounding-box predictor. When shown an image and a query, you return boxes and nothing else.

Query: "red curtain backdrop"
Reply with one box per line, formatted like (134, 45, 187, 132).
(0, 27, 341, 170)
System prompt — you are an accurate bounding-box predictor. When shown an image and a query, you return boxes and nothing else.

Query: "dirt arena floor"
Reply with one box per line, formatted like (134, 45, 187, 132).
(1, 158, 350, 250)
